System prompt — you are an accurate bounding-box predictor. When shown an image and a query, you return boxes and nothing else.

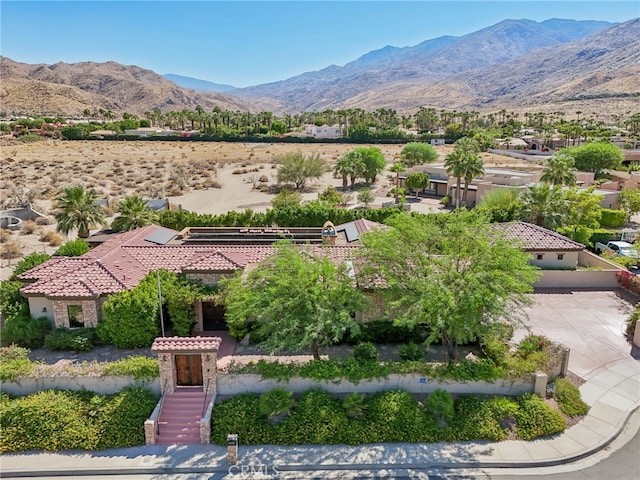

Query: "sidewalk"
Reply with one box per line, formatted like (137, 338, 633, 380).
(2, 358, 639, 479)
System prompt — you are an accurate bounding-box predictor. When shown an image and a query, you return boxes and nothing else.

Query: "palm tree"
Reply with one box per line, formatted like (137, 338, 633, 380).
(444, 137, 482, 208)
(111, 196, 158, 231)
(541, 152, 577, 186)
(54, 185, 105, 238)
(334, 150, 365, 189)
(521, 184, 566, 228)
(389, 161, 406, 204)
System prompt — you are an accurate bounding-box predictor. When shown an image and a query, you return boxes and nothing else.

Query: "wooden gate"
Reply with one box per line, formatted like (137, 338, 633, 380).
(175, 354, 203, 386)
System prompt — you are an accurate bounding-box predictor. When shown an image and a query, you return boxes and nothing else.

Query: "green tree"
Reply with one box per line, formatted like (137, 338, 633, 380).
(354, 147, 386, 184)
(561, 186, 603, 242)
(53, 185, 105, 238)
(620, 188, 640, 219)
(476, 188, 524, 223)
(358, 211, 539, 362)
(566, 142, 623, 176)
(54, 239, 90, 257)
(220, 241, 365, 359)
(521, 184, 566, 228)
(276, 151, 327, 190)
(111, 196, 158, 231)
(334, 150, 365, 189)
(318, 186, 343, 207)
(357, 188, 375, 208)
(405, 172, 430, 198)
(399, 142, 438, 167)
(541, 152, 577, 186)
(271, 189, 303, 210)
(389, 162, 406, 205)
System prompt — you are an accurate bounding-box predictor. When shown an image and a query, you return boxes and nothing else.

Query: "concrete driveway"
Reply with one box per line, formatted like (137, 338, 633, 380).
(517, 289, 638, 379)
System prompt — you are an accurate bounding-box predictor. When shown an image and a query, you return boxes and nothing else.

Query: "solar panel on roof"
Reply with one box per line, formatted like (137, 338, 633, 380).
(144, 229, 176, 245)
(341, 223, 360, 242)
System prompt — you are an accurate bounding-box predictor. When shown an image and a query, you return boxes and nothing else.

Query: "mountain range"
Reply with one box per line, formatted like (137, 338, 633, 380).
(1, 18, 638, 117)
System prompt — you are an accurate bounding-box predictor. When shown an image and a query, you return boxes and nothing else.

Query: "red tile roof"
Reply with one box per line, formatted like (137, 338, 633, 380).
(151, 336, 222, 352)
(18, 225, 359, 298)
(496, 222, 585, 251)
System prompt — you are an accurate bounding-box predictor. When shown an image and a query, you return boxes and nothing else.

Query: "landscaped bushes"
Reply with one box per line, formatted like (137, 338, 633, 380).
(44, 328, 99, 352)
(552, 378, 589, 417)
(0, 344, 34, 381)
(599, 209, 627, 228)
(211, 388, 568, 445)
(0, 386, 158, 453)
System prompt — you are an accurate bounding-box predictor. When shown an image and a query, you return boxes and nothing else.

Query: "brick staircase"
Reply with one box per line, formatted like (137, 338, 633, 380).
(156, 388, 206, 445)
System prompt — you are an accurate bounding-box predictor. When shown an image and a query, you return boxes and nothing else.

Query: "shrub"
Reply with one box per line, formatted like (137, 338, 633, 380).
(1, 240, 22, 259)
(103, 356, 159, 380)
(0, 344, 34, 381)
(399, 342, 424, 361)
(258, 388, 294, 420)
(19, 221, 37, 235)
(211, 393, 270, 445)
(44, 328, 95, 352)
(353, 342, 378, 361)
(517, 334, 548, 358)
(366, 390, 427, 443)
(343, 392, 368, 419)
(552, 378, 589, 417)
(515, 393, 566, 440)
(599, 209, 627, 227)
(425, 388, 455, 422)
(94, 386, 159, 449)
(626, 305, 640, 341)
(0, 390, 100, 452)
(54, 239, 90, 257)
(447, 395, 509, 442)
(346, 319, 419, 344)
(1, 314, 52, 349)
(12, 253, 51, 278)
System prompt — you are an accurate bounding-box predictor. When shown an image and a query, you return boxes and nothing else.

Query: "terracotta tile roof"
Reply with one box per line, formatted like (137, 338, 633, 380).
(17, 226, 360, 299)
(151, 336, 222, 352)
(495, 222, 585, 251)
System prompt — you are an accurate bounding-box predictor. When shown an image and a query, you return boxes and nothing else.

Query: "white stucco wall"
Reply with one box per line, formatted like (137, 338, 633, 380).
(529, 251, 579, 269)
(27, 297, 54, 322)
(216, 374, 535, 396)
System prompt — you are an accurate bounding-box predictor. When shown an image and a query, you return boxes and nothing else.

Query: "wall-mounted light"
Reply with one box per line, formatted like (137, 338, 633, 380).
(206, 354, 211, 362)
(42, 307, 47, 313)
(162, 354, 167, 362)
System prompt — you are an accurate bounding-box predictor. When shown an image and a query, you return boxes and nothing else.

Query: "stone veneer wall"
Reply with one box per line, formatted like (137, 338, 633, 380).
(52, 299, 100, 328)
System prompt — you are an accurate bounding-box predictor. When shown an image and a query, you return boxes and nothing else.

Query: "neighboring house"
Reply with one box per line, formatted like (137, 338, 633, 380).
(123, 128, 177, 137)
(334, 219, 388, 244)
(16, 222, 590, 331)
(495, 222, 584, 269)
(303, 124, 344, 138)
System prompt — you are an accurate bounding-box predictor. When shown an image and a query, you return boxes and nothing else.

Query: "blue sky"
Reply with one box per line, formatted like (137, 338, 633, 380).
(1, 1, 638, 87)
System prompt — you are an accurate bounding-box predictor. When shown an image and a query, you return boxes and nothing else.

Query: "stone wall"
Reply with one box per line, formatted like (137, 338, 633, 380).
(52, 299, 100, 328)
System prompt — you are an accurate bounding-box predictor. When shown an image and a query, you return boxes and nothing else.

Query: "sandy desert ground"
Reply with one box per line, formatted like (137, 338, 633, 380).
(0, 139, 535, 279)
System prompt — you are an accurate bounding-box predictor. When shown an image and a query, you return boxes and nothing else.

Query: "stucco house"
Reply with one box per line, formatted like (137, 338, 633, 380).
(16, 221, 591, 331)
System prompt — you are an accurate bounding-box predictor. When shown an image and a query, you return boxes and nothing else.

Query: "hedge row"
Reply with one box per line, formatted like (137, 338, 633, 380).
(0, 386, 158, 453)
(211, 389, 567, 445)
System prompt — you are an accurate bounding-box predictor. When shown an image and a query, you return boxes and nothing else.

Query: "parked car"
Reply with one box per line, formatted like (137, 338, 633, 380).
(594, 241, 639, 259)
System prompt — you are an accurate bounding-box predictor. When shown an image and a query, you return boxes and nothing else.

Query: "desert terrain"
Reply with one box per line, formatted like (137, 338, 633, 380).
(0, 139, 536, 279)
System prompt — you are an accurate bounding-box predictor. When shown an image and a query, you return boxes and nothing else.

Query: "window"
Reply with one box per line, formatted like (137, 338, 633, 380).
(536, 254, 544, 260)
(557, 254, 564, 260)
(67, 305, 83, 328)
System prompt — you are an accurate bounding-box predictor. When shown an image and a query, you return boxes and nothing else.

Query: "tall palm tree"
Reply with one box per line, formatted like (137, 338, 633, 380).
(444, 137, 482, 209)
(389, 161, 406, 204)
(54, 185, 105, 238)
(541, 152, 577, 186)
(334, 150, 365, 189)
(521, 184, 566, 228)
(111, 196, 158, 231)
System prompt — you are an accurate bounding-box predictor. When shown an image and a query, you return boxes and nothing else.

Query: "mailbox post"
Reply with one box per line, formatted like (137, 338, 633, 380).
(227, 434, 238, 465)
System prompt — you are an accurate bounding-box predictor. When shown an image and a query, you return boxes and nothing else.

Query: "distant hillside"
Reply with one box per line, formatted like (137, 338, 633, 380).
(0, 57, 257, 116)
(231, 18, 617, 111)
(162, 73, 237, 93)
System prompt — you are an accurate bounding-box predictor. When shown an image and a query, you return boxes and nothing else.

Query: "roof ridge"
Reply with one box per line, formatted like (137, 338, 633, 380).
(516, 221, 585, 247)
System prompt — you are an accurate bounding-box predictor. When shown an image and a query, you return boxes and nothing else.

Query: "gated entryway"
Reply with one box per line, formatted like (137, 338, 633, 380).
(175, 354, 203, 386)
(202, 302, 227, 331)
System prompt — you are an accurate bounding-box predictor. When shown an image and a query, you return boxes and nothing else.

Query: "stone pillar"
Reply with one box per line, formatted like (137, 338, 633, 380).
(227, 434, 238, 464)
(201, 352, 217, 396)
(144, 419, 156, 445)
(158, 353, 175, 395)
(533, 372, 548, 398)
(559, 346, 571, 377)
